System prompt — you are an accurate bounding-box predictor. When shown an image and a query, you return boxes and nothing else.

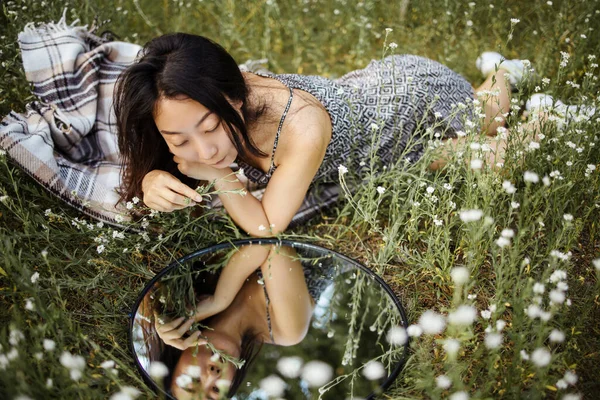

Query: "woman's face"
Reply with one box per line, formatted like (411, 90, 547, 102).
(154, 97, 239, 169)
(170, 332, 240, 399)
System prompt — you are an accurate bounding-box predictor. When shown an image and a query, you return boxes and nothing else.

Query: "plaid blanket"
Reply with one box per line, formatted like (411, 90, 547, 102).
(0, 14, 338, 228)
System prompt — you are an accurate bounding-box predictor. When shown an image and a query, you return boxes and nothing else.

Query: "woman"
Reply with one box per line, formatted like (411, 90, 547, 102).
(153, 244, 324, 399)
(114, 33, 527, 236)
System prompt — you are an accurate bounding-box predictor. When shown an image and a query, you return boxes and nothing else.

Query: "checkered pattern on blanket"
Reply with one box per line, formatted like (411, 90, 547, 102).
(0, 15, 339, 228)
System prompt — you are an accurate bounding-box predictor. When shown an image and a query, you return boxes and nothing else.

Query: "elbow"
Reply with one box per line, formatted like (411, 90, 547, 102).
(277, 325, 310, 347)
(247, 222, 286, 237)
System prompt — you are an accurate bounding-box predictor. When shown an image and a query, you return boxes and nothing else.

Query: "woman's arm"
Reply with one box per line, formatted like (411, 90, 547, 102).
(261, 245, 315, 346)
(177, 119, 329, 237)
(192, 244, 271, 321)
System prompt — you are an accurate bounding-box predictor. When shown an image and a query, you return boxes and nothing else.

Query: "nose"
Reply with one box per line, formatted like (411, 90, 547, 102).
(192, 137, 218, 162)
(203, 364, 222, 396)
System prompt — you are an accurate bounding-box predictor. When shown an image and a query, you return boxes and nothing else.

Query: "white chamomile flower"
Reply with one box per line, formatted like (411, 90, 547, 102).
(418, 310, 446, 334)
(362, 360, 386, 380)
(470, 159, 483, 170)
(501, 228, 515, 238)
(459, 209, 483, 222)
(563, 370, 578, 385)
(443, 338, 460, 355)
(523, 171, 539, 183)
(496, 236, 511, 248)
(386, 326, 408, 346)
(277, 356, 303, 379)
(175, 374, 192, 388)
(549, 329, 565, 343)
(301, 360, 334, 388)
(100, 360, 115, 369)
(25, 298, 35, 311)
(502, 180, 516, 194)
(43, 339, 56, 352)
(448, 305, 477, 326)
(406, 324, 423, 337)
(484, 332, 503, 349)
(531, 347, 552, 367)
(436, 374, 452, 389)
(450, 266, 469, 285)
(449, 391, 470, 400)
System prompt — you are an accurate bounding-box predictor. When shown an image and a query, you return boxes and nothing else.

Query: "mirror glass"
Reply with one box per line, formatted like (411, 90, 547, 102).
(130, 239, 408, 400)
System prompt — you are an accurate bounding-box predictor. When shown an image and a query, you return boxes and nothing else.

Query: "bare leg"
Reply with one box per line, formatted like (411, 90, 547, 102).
(428, 111, 548, 171)
(473, 69, 512, 136)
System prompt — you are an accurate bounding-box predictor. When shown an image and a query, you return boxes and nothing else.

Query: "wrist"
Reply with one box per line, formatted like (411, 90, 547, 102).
(210, 167, 233, 181)
(213, 168, 240, 188)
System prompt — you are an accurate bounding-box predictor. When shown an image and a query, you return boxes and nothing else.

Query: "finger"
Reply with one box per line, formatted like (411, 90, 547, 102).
(175, 317, 196, 337)
(169, 181, 204, 203)
(164, 191, 195, 207)
(164, 339, 186, 351)
(157, 316, 185, 332)
(151, 198, 188, 212)
(173, 155, 182, 164)
(146, 202, 167, 213)
(161, 330, 189, 341)
(182, 331, 205, 349)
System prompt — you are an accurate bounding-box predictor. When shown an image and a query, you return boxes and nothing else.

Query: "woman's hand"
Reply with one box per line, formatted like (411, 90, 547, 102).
(174, 156, 228, 182)
(141, 170, 203, 212)
(154, 315, 207, 350)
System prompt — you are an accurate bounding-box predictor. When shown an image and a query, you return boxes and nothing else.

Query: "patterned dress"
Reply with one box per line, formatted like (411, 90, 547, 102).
(237, 55, 476, 185)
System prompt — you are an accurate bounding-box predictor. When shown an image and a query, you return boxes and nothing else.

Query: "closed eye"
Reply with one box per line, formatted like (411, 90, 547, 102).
(174, 140, 188, 147)
(206, 121, 221, 133)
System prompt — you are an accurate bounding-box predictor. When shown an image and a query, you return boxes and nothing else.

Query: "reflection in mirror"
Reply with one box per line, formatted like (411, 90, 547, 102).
(131, 240, 408, 399)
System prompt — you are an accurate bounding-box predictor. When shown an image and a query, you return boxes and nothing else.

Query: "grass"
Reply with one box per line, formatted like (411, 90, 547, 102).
(1, 0, 599, 399)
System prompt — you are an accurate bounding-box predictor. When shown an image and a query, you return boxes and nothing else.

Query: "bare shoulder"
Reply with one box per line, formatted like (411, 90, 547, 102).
(278, 93, 332, 162)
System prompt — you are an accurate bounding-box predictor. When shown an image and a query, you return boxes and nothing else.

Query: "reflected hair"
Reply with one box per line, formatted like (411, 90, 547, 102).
(114, 33, 268, 204)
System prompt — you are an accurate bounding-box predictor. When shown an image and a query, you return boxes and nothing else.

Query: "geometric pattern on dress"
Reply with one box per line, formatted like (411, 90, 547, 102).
(238, 55, 475, 185)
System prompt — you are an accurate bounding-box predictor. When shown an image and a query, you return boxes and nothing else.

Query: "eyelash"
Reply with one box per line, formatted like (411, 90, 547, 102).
(207, 121, 220, 133)
(173, 123, 220, 147)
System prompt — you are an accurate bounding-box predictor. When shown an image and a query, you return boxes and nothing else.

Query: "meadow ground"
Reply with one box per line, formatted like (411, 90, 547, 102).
(1, 0, 599, 399)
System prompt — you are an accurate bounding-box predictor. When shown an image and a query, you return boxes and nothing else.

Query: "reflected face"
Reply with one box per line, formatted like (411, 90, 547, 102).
(154, 97, 239, 169)
(170, 331, 239, 400)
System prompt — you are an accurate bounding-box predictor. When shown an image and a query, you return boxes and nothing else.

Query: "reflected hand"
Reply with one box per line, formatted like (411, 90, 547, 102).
(174, 156, 226, 181)
(154, 315, 207, 350)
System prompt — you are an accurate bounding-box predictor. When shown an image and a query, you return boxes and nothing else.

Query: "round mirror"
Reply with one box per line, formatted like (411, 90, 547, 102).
(129, 239, 408, 399)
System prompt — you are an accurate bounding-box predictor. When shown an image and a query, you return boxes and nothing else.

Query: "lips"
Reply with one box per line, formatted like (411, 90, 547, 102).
(214, 156, 227, 166)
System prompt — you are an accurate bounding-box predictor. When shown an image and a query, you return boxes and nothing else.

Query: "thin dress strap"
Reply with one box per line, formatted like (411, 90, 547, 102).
(260, 85, 294, 184)
(262, 283, 275, 343)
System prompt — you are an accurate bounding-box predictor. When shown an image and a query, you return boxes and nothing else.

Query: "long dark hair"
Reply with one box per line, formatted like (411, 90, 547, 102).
(114, 33, 267, 204)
